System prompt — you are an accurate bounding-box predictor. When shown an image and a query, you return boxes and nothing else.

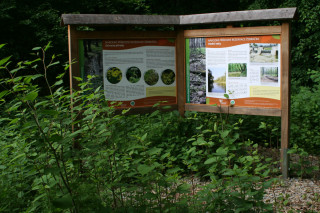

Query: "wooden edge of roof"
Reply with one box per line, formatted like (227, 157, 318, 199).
(61, 7, 297, 26)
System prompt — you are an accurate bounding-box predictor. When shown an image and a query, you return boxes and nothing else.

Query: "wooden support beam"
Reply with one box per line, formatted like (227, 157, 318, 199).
(176, 27, 186, 116)
(68, 25, 79, 92)
(185, 104, 281, 117)
(280, 22, 291, 179)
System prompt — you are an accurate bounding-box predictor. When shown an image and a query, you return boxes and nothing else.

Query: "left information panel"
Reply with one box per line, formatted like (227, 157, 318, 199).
(79, 39, 177, 108)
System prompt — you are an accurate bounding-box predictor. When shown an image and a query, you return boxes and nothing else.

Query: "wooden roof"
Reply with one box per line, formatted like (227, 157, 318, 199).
(61, 8, 297, 26)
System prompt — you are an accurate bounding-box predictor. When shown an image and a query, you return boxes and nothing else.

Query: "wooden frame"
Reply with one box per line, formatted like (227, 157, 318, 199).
(67, 28, 179, 113)
(64, 8, 295, 178)
(183, 25, 283, 117)
(61, 8, 296, 26)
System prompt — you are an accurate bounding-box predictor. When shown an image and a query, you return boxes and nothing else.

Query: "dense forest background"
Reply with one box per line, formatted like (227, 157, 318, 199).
(0, 0, 319, 88)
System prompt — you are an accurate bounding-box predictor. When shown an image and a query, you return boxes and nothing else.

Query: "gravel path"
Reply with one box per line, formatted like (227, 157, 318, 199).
(264, 178, 320, 212)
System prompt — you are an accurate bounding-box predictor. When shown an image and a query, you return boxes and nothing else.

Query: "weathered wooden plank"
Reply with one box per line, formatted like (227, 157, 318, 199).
(184, 26, 282, 38)
(180, 8, 297, 25)
(185, 104, 281, 117)
(61, 8, 297, 26)
(73, 30, 177, 39)
(61, 14, 180, 26)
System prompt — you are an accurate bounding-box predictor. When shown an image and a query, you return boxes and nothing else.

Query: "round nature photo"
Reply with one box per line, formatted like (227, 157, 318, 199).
(144, 69, 159, 86)
(126, 66, 141, 83)
(106, 67, 122, 84)
(161, 69, 175, 85)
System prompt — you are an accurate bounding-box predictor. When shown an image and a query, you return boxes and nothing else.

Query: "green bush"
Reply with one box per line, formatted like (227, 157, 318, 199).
(0, 44, 276, 212)
(291, 68, 320, 155)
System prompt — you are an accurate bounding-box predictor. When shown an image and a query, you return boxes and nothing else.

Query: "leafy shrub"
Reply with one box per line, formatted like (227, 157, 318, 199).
(0, 44, 276, 212)
(291, 68, 320, 155)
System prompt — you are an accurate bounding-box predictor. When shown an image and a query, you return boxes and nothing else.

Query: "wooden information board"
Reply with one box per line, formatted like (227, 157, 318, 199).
(62, 8, 296, 178)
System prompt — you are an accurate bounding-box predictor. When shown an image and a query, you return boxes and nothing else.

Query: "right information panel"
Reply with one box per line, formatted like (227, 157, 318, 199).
(186, 35, 281, 108)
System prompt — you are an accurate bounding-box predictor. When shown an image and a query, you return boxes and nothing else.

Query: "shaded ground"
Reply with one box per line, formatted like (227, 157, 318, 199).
(261, 75, 278, 83)
(250, 54, 278, 63)
(182, 148, 320, 212)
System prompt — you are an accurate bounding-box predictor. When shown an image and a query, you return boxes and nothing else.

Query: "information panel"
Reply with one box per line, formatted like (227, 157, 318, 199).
(80, 39, 176, 108)
(186, 35, 281, 108)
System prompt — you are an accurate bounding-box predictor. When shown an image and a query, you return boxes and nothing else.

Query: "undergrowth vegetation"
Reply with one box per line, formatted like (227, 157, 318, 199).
(0, 44, 319, 212)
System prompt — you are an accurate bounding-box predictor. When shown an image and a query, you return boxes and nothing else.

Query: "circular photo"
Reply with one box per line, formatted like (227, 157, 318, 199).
(144, 69, 159, 86)
(126, 66, 141, 83)
(106, 67, 122, 84)
(161, 69, 175, 85)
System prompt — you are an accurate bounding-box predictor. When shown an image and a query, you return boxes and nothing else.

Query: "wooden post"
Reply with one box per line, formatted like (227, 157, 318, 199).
(176, 27, 186, 116)
(68, 25, 80, 92)
(280, 22, 291, 179)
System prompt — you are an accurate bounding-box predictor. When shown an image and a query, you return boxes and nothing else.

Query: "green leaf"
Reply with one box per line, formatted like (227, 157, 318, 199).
(53, 80, 63, 86)
(57, 72, 65, 79)
(204, 157, 217, 164)
(44, 41, 52, 51)
(24, 91, 38, 101)
(160, 152, 170, 160)
(215, 147, 228, 156)
(220, 130, 230, 138)
(141, 133, 147, 142)
(147, 147, 162, 155)
(126, 145, 145, 151)
(33, 193, 46, 203)
(23, 58, 41, 65)
(167, 167, 181, 174)
(122, 108, 130, 114)
(68, 129, 83, 139)
(176, 183, 191, 193)
(0, 44, 6, 49)
(0, 90, 9, 99)
(32, 47, 41, 51)
(149, 110, 159, 118)
(73, 76, 82, 81)
(202, 129, 212, 133)
(194, 137, 207, 145)
(6, 101, 22, 112)
(137, 164, 154, 175)
(222, 169, 235, 176)
(10, 67, 24, 74)
(9, 118, 20, 125)
(9, 153, 26, 163)
(0, 56, 12, 66)
(152, 102, 161, 108)
(162, 105, 172, 109)
(47, 61, 60, 68)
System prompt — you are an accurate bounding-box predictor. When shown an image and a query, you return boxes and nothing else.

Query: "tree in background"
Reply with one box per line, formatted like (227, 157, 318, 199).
(0, 0, 319, 91)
